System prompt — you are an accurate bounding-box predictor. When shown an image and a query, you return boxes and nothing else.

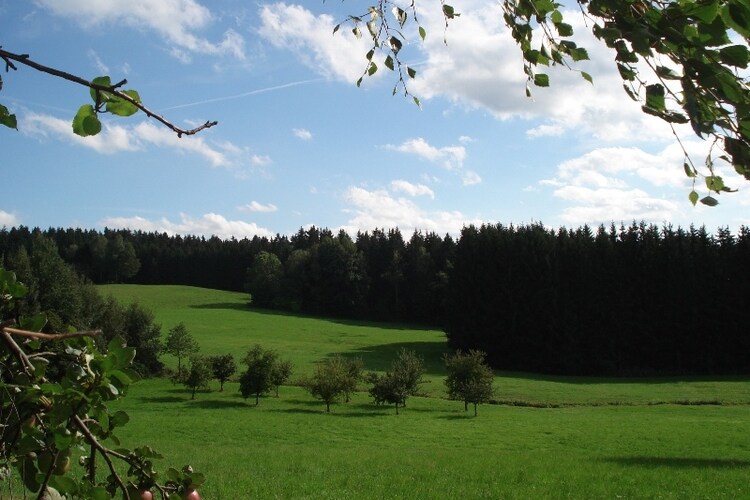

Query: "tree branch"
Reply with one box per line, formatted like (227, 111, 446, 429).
(72, 415, 131, 499)
(3, 327, 101, 341)
(0, 48, 217, 137)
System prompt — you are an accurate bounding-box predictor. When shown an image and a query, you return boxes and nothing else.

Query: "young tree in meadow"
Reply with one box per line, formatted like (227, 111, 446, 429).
(368, 348, 425, 414)
(183, 356, 212, 400)
(164, 322, 199, 378)
(211, 354, 237, 392)
(302, 355, 350, 413)
(444, 350, 495, 416)
(342, 357, 364, 403)
(240, 344, 278, 405)
(270, 358, 293, 397)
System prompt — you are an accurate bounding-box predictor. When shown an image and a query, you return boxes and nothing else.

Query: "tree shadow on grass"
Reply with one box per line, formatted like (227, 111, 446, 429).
(189, 399, 249, 409)
(137, 396, 186, 404)
(188, 302, 442, 332)
(602, 456, 750, 468)
(270, 407, 325, 415)
(334, 341, 448, 375)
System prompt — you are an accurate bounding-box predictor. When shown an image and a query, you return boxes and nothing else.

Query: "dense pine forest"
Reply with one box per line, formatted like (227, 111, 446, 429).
(1, 222, 748, 376)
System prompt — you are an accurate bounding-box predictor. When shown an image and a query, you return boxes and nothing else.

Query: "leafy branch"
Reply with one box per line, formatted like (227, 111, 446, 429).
(0, 48, 217, 138)
(0, 269, 204, 499)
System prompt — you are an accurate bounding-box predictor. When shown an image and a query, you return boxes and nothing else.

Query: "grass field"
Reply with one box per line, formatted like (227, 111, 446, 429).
(98, 285, 750, 498)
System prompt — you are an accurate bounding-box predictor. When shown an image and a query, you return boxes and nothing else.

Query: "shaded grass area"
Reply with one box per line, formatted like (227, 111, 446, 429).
(100, 285, 750, 405)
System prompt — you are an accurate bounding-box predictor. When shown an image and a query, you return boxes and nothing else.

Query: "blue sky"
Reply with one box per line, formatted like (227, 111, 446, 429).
(2, 0, 748, 239)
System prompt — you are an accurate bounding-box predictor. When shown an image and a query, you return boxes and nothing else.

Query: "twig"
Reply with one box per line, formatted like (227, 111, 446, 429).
(0, 331, 34, 374)
(3, 327, 101, 341)
(0, 48, 217, 137)
(72, 415, 131, 499)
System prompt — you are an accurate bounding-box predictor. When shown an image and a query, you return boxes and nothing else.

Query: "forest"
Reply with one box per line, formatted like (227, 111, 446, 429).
(0, 221, 747, 376)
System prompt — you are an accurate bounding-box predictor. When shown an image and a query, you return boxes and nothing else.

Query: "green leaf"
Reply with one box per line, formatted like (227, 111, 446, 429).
(413, 96, 421, 108)
(719, 44, 749, 68)
(689, 190, 699, 206)
(406, 66, 417, 79)
(418, 26, 426, 41)
(72, 104, 101, 137)
(106, 90, 140, 117)
(0, 104, 18, 130)
(19, 312, 47, 332)
(655, 66, 681, 80)
(90, 486, 110, 500)
(367, 62, 378, 76)
(388, 36, 402, 54)
(384, 55, 394, 71)
(365, 49, 374, 61)
(352, 27, 362, 39)
(393, 6, 407, 27)
(442, 4, 457, 19)
(683, 162, 697, 178)
(89, 76, 112, 103)
(705, 175, 725, 192)
(551, 10, 563, 23)
(700, 195, 719, 206)
(569, 47, 589, 61)
(581, 71, 593, 84)
(684, 0, 720, 23)
(533, 73, 550, 87)
(555, 23, 573, 37)
(644, 84, 665, 112)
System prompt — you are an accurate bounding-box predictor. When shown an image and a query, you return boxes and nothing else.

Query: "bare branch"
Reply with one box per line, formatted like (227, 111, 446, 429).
(0, 330, 34, 374)
(0, 48, 217, 137)
(3, 327, 101, 341)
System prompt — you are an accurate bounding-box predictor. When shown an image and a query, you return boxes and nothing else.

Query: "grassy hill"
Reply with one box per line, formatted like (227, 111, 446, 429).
(99, 284, 750, 498)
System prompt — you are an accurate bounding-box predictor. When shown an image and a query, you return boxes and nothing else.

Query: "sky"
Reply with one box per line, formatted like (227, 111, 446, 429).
(2, 0, 749, 240)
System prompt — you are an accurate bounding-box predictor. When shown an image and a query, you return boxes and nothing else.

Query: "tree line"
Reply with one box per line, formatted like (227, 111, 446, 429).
(1, 221, 749, 376)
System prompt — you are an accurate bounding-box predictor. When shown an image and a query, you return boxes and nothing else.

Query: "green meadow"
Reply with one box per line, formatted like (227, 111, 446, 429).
(100, 285, 750, 498)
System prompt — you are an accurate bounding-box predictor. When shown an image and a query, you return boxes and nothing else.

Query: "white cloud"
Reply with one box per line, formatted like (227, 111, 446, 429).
(385, 137, 466, 170)
(341, 185, 481, 235)
(238, 201, 278, 213)
(0, 210, 20, 227)
(23, 113, 141, 153)
(100, 213, 274, 239)
(257, 3, 373, 83)
(553, 186, 678, 225)
(293, 128, 313, 140)
(132, 122, 228, 167)
(21, 112, 268, 174)
(88, 49, 109, 74)
(390, 180, 434, 199)
(539, 142, 730, 225)
(37, 0, 245, 61)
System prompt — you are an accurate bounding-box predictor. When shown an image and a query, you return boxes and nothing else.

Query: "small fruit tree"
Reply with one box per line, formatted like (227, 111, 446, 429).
(0, 267, 204, 499)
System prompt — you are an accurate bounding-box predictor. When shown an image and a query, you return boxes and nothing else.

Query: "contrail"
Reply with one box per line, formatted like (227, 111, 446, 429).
(161, 78, 325, 111)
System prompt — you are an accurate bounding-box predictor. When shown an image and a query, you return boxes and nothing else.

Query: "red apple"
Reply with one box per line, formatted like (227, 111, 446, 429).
(139, 490, 153, 500)
(183, 489, 200, 500)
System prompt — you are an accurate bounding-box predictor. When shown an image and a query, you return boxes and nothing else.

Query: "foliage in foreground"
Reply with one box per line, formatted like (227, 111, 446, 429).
(0, 268, 203, 499)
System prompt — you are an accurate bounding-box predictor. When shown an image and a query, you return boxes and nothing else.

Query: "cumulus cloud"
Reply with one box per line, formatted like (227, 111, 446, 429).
(100, 212, 274, 239)
(385, 137, 480, 185)
(23, 113, 141, 153)
(390, 180, 435, 199)
(37, 0, 245, 61)
(238, 201, 278, 213)
(293, 128, 313, 140)
(257, 3, 374, 83)
(341, 185, 481, 235)
(0, 210, 20, 227)
(385, 137, 466, 170)
(21, 112, 268, 174)
(539, 142, 721, 225)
